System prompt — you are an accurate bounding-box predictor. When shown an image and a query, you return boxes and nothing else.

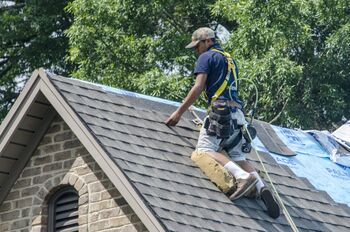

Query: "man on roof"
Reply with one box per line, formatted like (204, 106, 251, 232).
(166, 27, 280, 218)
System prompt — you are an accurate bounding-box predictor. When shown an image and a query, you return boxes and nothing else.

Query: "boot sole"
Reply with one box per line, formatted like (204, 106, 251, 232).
(261, 188, 280, 219)
(230, 178, 258, 200)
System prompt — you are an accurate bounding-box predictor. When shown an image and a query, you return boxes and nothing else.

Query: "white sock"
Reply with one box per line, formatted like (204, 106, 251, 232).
(251, 171, 265, 193)
(224, 161, 250, 179)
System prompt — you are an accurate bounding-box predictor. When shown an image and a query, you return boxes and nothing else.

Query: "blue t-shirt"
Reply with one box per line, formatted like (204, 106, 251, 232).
(194, 44, 241, 105)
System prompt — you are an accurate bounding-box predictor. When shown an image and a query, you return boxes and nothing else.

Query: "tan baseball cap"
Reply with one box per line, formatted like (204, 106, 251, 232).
(185, 27, 215, 49)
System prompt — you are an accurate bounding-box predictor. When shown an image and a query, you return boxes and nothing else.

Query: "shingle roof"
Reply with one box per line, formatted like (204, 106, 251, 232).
(48, 73, 350, 232)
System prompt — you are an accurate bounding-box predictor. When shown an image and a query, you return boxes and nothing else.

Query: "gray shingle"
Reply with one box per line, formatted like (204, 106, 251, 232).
(253, 120, 296, 156)
(49, 75, 350, 232)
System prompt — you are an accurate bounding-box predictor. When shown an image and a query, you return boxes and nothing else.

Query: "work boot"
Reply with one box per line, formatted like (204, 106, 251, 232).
(260, 187, 280, 219)
(244, 186, 257, 199)
(229, 174, 258, 200)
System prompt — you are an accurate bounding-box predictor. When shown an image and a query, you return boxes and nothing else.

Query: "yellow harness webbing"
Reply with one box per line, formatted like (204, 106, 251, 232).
(210, 48, 238, 103)
(206, 49, 238, 114)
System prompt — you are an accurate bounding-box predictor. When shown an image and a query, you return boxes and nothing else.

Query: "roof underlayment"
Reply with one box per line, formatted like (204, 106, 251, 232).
(253, 125, 350, 207)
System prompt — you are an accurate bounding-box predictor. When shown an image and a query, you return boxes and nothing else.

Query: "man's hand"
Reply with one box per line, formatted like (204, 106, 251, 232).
(165, 110, 182, 126)
(165, 73, 207, 127)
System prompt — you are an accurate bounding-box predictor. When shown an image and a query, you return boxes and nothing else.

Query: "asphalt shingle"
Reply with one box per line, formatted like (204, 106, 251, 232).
(49, 74, 350, 232)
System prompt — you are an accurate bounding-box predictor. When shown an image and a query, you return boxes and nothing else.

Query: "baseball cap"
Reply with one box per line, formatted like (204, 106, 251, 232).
(185, 27, 216, 49)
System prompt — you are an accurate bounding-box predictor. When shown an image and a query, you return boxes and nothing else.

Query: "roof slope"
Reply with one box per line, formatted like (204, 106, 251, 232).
(1, 69, 350, 231)
(47, 73, 350, 232)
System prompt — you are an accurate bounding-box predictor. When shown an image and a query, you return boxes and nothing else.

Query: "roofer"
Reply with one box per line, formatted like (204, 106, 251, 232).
(165, 27, 280, 218)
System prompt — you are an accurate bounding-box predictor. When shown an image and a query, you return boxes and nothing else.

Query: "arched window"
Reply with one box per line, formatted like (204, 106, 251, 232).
(48, 186, 79, 232)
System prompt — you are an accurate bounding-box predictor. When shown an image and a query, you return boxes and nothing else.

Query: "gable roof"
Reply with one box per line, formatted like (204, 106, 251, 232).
(1, 68, 350, 231)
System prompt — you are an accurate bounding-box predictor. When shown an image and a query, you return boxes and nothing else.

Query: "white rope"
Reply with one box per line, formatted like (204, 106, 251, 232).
(239, 78, 298, 230)
(188, 106, 203, 127)
(243, 124, 300, 232)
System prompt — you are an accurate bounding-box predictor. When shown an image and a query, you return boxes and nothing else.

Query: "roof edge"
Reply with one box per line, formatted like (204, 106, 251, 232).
(0, 69, 58, 204)
(0, 69, 40, 136)
(71, 77, 207, 114)
(38, 69, 166, 232)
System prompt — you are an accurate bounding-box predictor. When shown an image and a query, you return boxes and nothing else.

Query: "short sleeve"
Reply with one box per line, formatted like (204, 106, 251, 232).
(194, 53, 211, 76)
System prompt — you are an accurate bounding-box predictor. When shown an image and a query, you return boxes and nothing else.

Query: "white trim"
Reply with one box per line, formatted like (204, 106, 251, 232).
(38, 69, 165, 232)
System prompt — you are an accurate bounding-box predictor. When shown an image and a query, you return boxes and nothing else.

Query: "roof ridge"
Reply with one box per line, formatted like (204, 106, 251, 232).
(49, 73, 206, 114)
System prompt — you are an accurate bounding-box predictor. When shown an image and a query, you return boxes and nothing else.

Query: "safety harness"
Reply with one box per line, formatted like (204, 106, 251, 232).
(207, 48, 238, 106)
(203, 48, 256, 153)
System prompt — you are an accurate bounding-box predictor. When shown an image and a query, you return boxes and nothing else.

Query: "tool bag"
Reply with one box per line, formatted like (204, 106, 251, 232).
(204, 100, 233, 139)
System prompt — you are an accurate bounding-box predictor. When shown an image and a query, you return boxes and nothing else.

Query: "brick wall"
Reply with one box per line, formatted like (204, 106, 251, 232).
(0, 115, 148, 232)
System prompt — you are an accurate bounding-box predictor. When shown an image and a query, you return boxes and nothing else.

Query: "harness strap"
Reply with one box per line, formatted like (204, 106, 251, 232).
(210, 48, 238, 103)
(206, 49, 238, 114)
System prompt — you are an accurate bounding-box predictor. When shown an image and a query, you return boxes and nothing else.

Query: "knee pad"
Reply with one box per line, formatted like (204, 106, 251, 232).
(191, 150, 236, 195)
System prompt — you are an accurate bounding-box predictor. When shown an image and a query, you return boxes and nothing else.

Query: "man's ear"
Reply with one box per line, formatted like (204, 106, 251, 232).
(205, 38, 214, 46)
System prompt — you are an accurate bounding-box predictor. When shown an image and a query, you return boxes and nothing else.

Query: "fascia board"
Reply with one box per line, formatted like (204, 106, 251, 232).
(37, 68, 166, 232)
(0, 69, 57, 204)
(0, 108, 56, 204)
(0, 71, 41, 153)
(0, 70, 39, 133)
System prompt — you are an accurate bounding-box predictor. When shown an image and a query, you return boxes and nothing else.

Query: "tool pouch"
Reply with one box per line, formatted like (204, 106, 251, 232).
(205, 100, 233, 139)
(241, 124, 257, 153)
(242, 124, 257, 143)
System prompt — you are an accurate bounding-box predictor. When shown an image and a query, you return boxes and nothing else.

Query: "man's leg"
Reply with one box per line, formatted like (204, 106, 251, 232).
(236, 160, 265, 193)
(224, 133, 280, 218)
(196, 117, 257, 200)
(206, 151, 249, 179)
(228, 109, 265, 189)
(223, 108, 279, 217)
(205, 151, 257, 200)
(236, 160, 280, 219)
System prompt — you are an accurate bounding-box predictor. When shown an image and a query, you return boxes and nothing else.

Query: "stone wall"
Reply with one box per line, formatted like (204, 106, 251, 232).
(0, 115, 148, 232)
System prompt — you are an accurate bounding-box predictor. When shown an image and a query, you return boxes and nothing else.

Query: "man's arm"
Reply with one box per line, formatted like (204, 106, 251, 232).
(165, 73, 207, 126)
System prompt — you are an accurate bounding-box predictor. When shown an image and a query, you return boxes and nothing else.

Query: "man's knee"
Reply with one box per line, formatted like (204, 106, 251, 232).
(191, 150, 236, 194)
(198, 149, 230, 166)
(207, 152, 230, 166)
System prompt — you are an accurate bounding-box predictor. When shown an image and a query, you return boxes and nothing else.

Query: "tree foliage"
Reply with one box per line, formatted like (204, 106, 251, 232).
(212, 0, 350, 129)
(0, 0, 74, 121)
(1, 0, 349, 130)
(65, 0, 227, 106)
(67, 0, 350, 130)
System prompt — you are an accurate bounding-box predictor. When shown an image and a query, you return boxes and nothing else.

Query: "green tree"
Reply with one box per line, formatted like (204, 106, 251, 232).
(68, 0, 350, 129)
(66, 0, 230, 106)
(212, 0, 350, 129)
(0, 0, 74, 121)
